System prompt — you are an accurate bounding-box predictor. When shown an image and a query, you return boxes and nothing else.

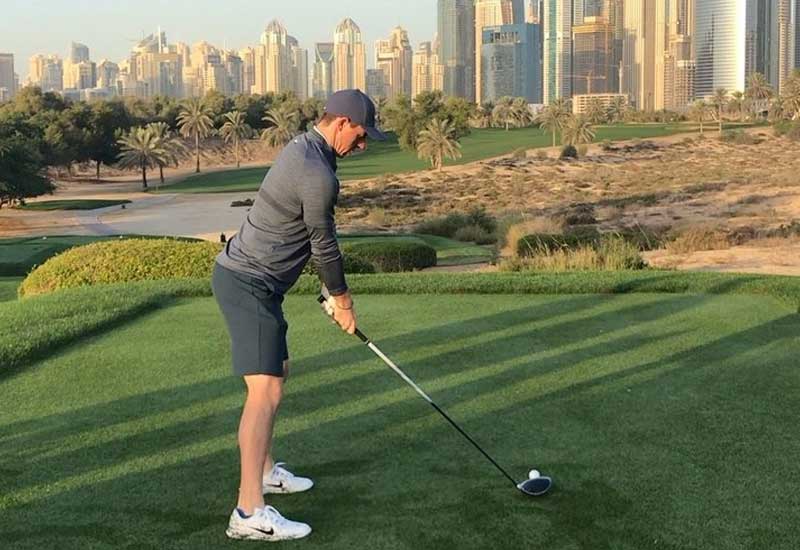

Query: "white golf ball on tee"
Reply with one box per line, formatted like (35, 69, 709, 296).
(528, 469, 540, 480)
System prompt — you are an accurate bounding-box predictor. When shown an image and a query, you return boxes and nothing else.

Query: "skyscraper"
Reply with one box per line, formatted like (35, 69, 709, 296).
(572, 15, 614, 95)
(0, 53, 15, 100)
(97, 60, 119, 91)
(312, 43, 335, 100)
(695, 0, 771, 97)
(543, 0, 573, 103)
(239, 47, 257, 95)
(130, 32, 182, 98)
(334, 18, 366, 91)
(437, 0, 475, 100)
(366, 68, 386, 98)
(255, 20, 292, 95)
(375, 27, 413, 99)
(475, 0, 515, 103)
(664, 0, 695, 110)
(777, 0, 800, 93)
(481, 23, 542, 102)
(621, 1, 666, 111)
(64, 42, 91, 89)
(29, 54, 64, 92)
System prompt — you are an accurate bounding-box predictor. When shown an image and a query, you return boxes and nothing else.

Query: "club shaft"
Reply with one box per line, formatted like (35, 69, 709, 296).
(362, 333, 519, 488)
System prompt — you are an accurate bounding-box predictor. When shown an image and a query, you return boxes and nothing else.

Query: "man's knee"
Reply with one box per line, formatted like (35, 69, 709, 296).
(244, 374, 284, 405)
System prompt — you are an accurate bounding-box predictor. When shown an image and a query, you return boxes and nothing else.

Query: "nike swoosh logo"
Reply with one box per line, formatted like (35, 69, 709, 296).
(265, 481, 283, 488)
(253, 527, 275, 536)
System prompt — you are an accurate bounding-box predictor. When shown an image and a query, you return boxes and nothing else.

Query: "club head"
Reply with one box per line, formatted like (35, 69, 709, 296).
(516, 475, 553, 497)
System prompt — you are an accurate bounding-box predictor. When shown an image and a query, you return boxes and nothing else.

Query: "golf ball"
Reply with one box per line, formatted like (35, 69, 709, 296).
(528, 469, 540, 480)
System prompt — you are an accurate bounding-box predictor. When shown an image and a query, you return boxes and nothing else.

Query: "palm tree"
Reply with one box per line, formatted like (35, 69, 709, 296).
(492, 97, 517, 130)
(769, 95, 787, 122)
(607, 96, 627, 123)
(537, 99, 571, 147)
(145, 122, 184, 188)
(562, 115, 596, 147)
(585, 98, 607, 125)
(116, 127, 169, 190)
(220, 111, 253, 168)
(512, 97, 534, 127)
(746, 72, 773, 120)
(728, 91, 746, 122)
(374, 96, 388, 126)
(689, 99, 712, 135)
(177, 97, 214, 173)
(710, 88, 729, 134)
(261, 105, 300, 148)
(416, 118, 462, 171)
(783, 69, 800, 120)
(469, 104, 493, 128)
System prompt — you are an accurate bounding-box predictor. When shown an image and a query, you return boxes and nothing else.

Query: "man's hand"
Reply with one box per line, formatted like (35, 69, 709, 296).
(322, 292, 357, 335)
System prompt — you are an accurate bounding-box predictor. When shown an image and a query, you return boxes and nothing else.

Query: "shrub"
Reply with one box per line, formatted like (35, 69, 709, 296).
(666, 226, 730, 254)
(560, 144, 578, 159)
(511, 148, 527, 160)
(516, 232, 600, 257)
(304, 253, 376, 276)
(340, 241, 436, 272)
(19, 239, 222, 297)
(415, 207, 496, 239)
(502, 236, 645, 272)
(453, 224, 496, 245)
(720, 130, 759, 145)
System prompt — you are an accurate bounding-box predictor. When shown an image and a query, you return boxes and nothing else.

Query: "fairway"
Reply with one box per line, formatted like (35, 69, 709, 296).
(1, 293, 798, 549)
(14, 200, 132, 211)
(156, 124, 719, 194)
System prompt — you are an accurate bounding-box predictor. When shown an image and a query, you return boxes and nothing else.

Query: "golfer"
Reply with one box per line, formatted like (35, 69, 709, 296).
(211, 89, 386, 542)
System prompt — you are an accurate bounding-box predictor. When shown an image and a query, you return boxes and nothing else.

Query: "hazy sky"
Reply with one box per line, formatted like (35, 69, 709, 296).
(2, 0, 439, 81)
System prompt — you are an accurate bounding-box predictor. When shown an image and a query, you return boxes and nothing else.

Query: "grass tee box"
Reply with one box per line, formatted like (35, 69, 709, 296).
(155, 124, 713, 194)
(14, 199, 131, 211)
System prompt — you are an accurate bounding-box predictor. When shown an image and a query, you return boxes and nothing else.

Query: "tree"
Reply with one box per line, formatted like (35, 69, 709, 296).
(177, 97, 215, 173)
(711, 88, 729, 134)
(220, 111, 253, 168)
(416, 118, 462, 171)
(607, 96, 627, 123)
(0, 136, 55, 208)
(492, 97, 517, 130)
(260, 105, 300, 148)
(146, 122, 186, 187)
(745, 72, 773, 119)
(373, 96, 389, 126)
(511, 97, 534, 127)
(116, 126, 169, 190)
(86, 100, 131, 179)
(469, 104, 493, 128)
(782, 69, 800, 120)
(769, 95, 787, 122)
(585, 98, 607, 125)
(689, 99, 712, 135)
(537, 99, 571, 147)
(728, 91, 746, 122)
(562, 115, 596, 147)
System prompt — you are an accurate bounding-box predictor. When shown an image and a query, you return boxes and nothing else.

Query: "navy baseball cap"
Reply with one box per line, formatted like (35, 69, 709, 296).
(324, 89, 387, 141)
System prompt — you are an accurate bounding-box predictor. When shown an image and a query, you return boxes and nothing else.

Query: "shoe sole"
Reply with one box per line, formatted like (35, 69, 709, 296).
(262, 481, 314, 495)
(225, 527, 312, 541)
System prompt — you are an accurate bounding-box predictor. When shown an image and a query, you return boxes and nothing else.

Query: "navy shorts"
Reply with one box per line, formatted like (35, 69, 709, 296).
(212, 262, 288, 377)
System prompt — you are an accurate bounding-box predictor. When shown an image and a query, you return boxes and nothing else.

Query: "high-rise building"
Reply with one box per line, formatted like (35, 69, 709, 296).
(0, 53, 15, 100)
(412, 41, 445, 97)
(543, 0, 573, 103)
(574, 0, 605, 25)
(312, 43, 335, 100)
(695, 0, 775, 98)
(366, 68, 387, 98)
(69, 42, 90, 64)
(239, 47, 256, 95)
(64, 42, 91, 89)
(255, 20, 293, 95)
(481, 23, 543, 102)
(664, 0, 695, 111)
(97, 60, 119, 91)
(29, 54, 64, 92)
(572, 15, 614, 95)
(475, 0, 515, 103)
(621, 1, 667, 111)
(525, 0, 541, 23)
(128, 32, 183, 98)
(288, 36, 309, 100)
(777, 0, 800, 93)
(375, 27, 413, 99)
(437, 0, 475, 101)
(334, 18, 367, 91)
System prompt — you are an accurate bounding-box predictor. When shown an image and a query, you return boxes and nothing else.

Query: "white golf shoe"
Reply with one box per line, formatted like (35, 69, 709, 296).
(263, 462, 314, 495)
(225, 505, 312, 541)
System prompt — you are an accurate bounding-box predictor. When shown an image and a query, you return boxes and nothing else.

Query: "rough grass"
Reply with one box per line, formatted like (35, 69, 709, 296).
(0, 292, 798, 549)
(14, 199, 131, 211)
(0, 277, 21, 302)
(666, 226, 731, 254)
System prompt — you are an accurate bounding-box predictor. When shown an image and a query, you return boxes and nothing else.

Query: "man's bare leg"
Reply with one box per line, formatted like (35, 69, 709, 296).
(237, 372, 283, 515)
(263, 360, 288, 476)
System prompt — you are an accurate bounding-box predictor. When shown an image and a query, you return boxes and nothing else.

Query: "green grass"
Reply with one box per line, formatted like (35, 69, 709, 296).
(15, 199, 132, 211)
(157, 123, 729, 194)
(0, 291, 798, 549)
(0, 277, 22, 302)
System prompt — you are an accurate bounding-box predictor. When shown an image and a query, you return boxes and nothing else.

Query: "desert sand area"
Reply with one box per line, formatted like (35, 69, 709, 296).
(3, 128, 800, 275)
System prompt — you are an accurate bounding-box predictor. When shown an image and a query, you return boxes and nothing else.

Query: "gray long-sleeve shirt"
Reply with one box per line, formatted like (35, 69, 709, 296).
(215, 129, 348, 296)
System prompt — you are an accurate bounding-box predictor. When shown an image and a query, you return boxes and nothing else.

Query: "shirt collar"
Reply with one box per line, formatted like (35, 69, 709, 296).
(309, 126, 337, 172)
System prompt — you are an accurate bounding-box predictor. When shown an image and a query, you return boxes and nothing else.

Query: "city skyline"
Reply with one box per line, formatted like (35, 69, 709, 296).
(0, 0, 438, 83)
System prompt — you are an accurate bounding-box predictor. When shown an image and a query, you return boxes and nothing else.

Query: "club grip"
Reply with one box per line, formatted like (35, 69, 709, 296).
(316, 295, 369, 344)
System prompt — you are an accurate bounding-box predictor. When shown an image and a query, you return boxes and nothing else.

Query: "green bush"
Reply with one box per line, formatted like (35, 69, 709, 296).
(720, 130, 759, 145)
(517, 232, 600, 257)
(341, 241, 436, 272)
(19, 239, 222, 297)
(415, 206, 497, 239)
(453, 224, 496, 245)
(560, 144, 578, 159)
(303, 253, 376, 276)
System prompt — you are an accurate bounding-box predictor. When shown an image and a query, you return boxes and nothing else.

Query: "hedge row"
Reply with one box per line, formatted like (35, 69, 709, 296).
(341, 241, 437, 272)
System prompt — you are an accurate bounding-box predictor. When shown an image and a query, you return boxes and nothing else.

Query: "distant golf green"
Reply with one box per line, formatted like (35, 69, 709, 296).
(1, 291, 797, 549)
(16, 199, 131, 211)
(156, 123, 720, 194)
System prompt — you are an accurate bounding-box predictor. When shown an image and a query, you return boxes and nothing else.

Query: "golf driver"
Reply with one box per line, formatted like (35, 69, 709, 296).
(317, 294, 553, 497)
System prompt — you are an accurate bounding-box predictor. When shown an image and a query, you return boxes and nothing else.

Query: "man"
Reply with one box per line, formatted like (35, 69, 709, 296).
(212, 89, 386, 542)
